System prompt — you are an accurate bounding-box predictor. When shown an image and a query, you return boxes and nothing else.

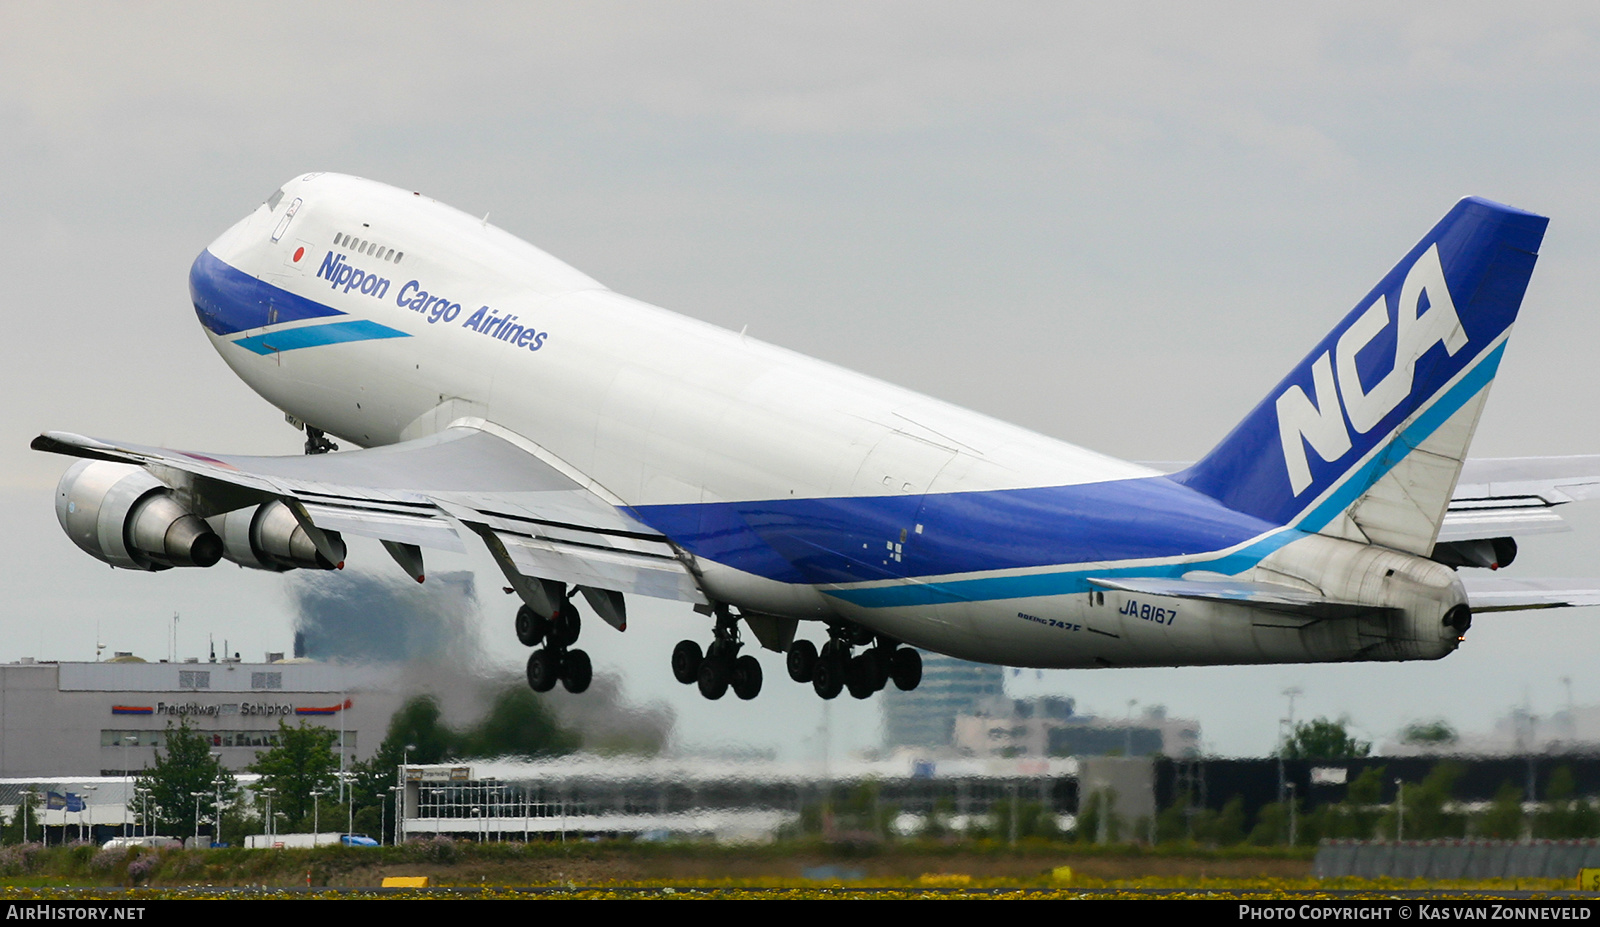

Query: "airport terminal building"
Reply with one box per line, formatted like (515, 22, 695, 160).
(0, 656, 402, 777)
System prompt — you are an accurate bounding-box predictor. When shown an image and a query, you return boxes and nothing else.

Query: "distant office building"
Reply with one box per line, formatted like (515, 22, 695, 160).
(1382, 702, 1600, 757)
(0, 655, 401, 777)
(952, 696, 1201, 760)
(881, 652, 1004, 751)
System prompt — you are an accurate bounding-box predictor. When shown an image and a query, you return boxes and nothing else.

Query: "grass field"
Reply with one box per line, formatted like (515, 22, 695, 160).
(0, 840, 1592, 900)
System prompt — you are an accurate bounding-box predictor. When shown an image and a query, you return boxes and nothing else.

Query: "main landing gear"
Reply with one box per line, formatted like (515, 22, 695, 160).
(671, 610, 763, 701)
(516, 594, 592, 694)
(786, 623, 921, 700)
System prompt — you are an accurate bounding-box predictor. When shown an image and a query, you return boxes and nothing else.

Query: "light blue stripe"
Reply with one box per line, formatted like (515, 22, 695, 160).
(233, 319, 410, 355)
(827, 344, 1504, 609)
(1294, 341, 1504, 534)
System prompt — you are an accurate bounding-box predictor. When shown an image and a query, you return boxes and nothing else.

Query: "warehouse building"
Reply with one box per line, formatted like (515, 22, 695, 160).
(0, 654, 401, 777)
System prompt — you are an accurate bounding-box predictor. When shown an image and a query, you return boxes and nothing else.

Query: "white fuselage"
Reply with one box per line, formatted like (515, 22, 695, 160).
(195, 173, 1464, 668)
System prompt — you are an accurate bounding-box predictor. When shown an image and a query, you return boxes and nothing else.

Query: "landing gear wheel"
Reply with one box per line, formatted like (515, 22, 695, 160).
(671, 640, 703, 685)
(551, 605, 582, 647)
(732, 655, 763, 700)
(786, 640, 818, 683)
(867, 648, 891, 691)
(515, 605, 547, 647)
(846, 654, 877, 699)
(891, 647, 922, 690)
(560, 649, 592, 694)
(698, 657, 731, 700)
(812, 657, 844, 700)
(526, 648, 559, 693)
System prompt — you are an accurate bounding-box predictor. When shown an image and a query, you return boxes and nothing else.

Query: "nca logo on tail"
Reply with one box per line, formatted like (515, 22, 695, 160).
(1276, 245, 1469, 496)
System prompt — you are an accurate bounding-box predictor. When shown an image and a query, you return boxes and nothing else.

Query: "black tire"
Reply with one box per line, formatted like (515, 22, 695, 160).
(786, 640, 818, 683)
(868, 647, 892, 691)
(698, 657, 730, 700)
(551, 605, 582, 647)
(891, 647, 922, 691)
(525, 648, 559, 693)
(820, 638, 850, 663)
(732, 655, 763, 700)
(812, 657, 844, 700)
(671, 640, 703, 685)
(846, 654, 876, 699)
(846, 624, 875, 647)
(561, 649, 592, 694)
(514, 605, 546, 647)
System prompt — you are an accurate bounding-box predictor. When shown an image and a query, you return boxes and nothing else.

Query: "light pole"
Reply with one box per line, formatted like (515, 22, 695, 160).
(261, 787, 277, 842)
(213, 774, 228, 848)
(388, 786, 403, 846)
(344, 771, 356, 845)
(1395, 778, 1405, 841)
(120, 734, 137, 836)
(311, 789, 326, 843)
(1286, 782, 1297, 847)
(132, 786, 147, 839)
(191, 791, 207, 846)
(22, 789, 35, 844)
(1278, 686, 1303, 808)
(400, 744, 416, 844)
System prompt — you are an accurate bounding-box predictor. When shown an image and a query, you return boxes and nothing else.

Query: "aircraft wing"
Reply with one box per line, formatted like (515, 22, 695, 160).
(1438, 456, 1600, 542)
(1457, 575, 1600, 612)
(31, 426, 708, 614)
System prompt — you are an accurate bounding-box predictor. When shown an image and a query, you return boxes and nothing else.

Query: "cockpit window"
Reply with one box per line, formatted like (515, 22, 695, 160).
(266, 189, 284, 211)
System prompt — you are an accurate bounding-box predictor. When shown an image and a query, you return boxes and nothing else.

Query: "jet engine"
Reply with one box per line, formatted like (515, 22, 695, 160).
(208, 499, 345, 571)
(54, 460, 223, 570)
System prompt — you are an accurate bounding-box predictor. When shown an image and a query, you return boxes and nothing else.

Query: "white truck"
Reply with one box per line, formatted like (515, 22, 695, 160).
(244, 833, 374, 849)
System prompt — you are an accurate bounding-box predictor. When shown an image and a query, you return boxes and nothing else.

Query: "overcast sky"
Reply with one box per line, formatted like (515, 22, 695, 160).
(6, 3, 1600, 759)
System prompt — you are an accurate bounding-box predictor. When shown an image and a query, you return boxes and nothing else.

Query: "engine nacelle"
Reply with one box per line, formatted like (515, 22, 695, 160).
(208, 500, 344, 572)
(54, 460, 224, 571)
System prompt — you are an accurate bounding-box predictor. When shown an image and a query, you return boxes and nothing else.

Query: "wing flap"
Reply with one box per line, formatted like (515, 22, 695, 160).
(494, 530, 704, 603)
(298, 502, 466, 553)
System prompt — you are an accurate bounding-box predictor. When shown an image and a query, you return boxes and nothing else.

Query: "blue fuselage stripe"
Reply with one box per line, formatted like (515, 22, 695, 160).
(232, 319, 411, 354)
(634, 339, 1502, 609)
(191, 249, 411, 352)
(190, 249, 346, 335)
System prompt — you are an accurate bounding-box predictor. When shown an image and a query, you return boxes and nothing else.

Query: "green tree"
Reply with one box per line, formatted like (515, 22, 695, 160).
(249, 720, 339, 832)
(1283, 718, 1371, 760)
(1538, 766, 1600, 839)
(1400, 719, 1458, 748)
(1319, 765, 1387, 839)
(346, 695, 454, 840)
(0, 788, 41, 845)
(1480, 780, 1525, 839)
(1075, 788, 1120, 843)
(1380, 762, 1464, 839)
(134, 719, 237, 839)
(455, 685, 579, 759)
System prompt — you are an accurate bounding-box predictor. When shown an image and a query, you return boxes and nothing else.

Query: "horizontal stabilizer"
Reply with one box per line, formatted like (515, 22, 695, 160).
(1087, 576, 1397, 621)
(1459, 575, 1600, 612)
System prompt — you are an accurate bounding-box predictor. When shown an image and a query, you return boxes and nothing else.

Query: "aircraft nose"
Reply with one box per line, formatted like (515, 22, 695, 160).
(201, 210, 257, 268)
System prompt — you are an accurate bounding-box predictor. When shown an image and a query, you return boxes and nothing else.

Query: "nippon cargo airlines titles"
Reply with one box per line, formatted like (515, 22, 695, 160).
(315, 248, 550, 351)
(31, 172, 1600, 707)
